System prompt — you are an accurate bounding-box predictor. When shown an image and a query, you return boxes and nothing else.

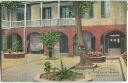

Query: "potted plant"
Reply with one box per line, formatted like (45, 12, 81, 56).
(12, 41, 22, 52)
(86, 51, 106, 63)
(4, 41, 25, 58)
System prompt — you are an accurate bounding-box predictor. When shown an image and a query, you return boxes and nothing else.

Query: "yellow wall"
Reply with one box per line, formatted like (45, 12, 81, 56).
(31, 4, 40, 20)
(10, 1, 126, 26)
(81, 1, 127, 26)
(31, 1, 126, 26)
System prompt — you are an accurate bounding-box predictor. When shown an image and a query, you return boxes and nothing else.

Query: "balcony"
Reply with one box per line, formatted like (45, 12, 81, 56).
(2, 18, 75, 29)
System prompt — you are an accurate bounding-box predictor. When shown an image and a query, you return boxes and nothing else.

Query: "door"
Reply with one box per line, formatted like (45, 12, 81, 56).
(103, 38, 109, 53)
(7, 35, 12, 49)
(121, 38, 126, 53)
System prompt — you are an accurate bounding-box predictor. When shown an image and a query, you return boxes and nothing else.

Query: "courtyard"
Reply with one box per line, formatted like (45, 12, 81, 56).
(1, 54, 127, 82)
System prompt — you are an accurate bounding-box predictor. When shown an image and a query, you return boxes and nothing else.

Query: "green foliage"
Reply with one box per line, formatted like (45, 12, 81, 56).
(40, 32, 60, 57)
(68, 1, 94, 18)
(73, 1, 94, 17)
(44, 61, 51, 73)
(0, 1, 20, 9)
(54, 59, 73, 81)
(44, 61, 52, 79)
(12, 41, 21, 52)
(43, 60, 73, 81)
(40, 32, 60, 49)
(79, 1, 94, 14)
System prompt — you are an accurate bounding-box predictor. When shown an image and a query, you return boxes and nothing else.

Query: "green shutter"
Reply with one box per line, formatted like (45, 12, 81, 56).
(101, 1, 105, 18)
(7, 35, 12, 49)
(89, 7, 93, 18)
(2, 36, 7, 52)
(103, 38, 109, 53)
(121, 38, 126, 53)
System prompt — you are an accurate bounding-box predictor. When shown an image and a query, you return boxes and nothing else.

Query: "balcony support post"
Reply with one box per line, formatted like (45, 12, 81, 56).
(23, 3, 27, 53)
(40, 2, 43, 27)
(9, 9, 12, 28)
(57, 0, 60, 26)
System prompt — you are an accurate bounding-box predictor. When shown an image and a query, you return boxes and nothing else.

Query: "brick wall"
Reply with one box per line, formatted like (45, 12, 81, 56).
(2, 24, 126, 56)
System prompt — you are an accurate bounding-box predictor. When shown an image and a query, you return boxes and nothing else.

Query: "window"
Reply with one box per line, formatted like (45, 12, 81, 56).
(83, 5, 93, 18)
(2, 8, 7, 20)
(27, 4, 31, 20)
(16, 8, 24, 21)
(43, 7, 51, 19)
(101, 1, 110, 18)
(60, 6, 73, 18)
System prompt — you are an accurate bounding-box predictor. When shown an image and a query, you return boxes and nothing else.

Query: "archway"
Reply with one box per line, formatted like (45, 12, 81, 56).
(101, 30, 126, 55)
(27, 32, 43, 54)
(7, 33, 22, 51)
(54, 32, 68, 55)
(59, 32, 68, 53)
(73, 31, 95, 56)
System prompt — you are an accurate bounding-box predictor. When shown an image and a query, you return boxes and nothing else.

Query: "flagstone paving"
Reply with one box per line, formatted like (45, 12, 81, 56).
(1, 54, 126, 82)
(71, 58, 125, 81)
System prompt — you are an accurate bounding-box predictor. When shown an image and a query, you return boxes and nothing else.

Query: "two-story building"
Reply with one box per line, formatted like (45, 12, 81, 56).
(1, 1, 127, 56)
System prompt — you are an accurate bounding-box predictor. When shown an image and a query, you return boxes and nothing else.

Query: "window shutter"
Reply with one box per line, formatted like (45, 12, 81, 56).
(101, 1, 110, 18)
(101, 1, 105, 18)
(89, 6, 93, 18)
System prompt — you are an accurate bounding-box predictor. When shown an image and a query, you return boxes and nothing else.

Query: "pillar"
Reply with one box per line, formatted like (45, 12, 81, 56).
(68, 36, 73, 57)
(40, 2, 43, 27)
(22, 35, 27, 53)
(95, 35, 101, 52)
(23, 3, 27, 53)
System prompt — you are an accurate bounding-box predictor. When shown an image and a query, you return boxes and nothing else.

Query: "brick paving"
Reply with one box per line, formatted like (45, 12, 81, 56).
(1, 54, 126, 82)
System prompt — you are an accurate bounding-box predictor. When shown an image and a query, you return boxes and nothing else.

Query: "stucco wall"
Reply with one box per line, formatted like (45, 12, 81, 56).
(31, 4, 41, 20)
(30, 1, 126, 26)
(2, 1, 126, 26)
(81, 1, 126, 26)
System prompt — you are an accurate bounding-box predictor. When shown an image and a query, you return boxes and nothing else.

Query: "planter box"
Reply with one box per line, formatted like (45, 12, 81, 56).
(4, 53, 25, 59)
(34, 73, 93, 82)
(87, 56, 106, 63)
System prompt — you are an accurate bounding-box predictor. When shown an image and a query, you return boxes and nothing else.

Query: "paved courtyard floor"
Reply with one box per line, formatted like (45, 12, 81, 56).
(1, 54, 127, 82)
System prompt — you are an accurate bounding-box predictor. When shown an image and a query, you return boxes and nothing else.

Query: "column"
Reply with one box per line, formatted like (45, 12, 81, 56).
(68, 36, 73, 57)
(9, 9, 12, 28)
(40, 2, 43, 27)
(23, 3, 27, 53)
(57, 0, 60, 26)
(58, 0, 60, 19)
(95, 35, 101, 52)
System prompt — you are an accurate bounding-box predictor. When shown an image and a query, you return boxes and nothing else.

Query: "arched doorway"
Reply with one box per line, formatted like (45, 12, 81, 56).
(101, 30, 126, 55)
(59, 32, 68, 53)
(7, 33, 22, 51)
(73, 31, 95, 56)
(27, 32, 43, 54)
(54, 32, 68, 55)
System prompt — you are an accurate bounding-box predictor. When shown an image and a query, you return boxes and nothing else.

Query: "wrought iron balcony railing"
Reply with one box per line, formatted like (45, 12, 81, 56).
(2, 18, 75, 29)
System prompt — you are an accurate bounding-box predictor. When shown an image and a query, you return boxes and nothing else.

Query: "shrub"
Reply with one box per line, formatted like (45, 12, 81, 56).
(12, 41, 21, 52)
(40, 32, 60, 58)
(43, 60, 73, 81)
(44, 61, 52, 79)
(53, 59, 73, 81)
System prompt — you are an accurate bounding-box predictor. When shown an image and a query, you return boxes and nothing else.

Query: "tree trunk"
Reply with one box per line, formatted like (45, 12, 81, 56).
(73, 1, 86, 65)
